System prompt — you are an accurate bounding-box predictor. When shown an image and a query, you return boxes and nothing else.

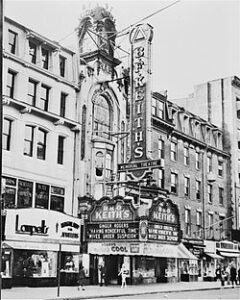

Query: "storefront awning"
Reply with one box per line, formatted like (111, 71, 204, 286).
(2, 241, 80, 253)
(205, 252, 223, 260)
(88, 242, 198, 259)
(219, 251, 240, 258)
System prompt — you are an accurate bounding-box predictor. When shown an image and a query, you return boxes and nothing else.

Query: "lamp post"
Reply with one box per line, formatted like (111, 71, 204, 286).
(57, 243, 62, 298)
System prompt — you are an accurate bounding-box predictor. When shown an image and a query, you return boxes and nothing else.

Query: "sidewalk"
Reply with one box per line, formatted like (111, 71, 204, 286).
(2, 281, 239, 300)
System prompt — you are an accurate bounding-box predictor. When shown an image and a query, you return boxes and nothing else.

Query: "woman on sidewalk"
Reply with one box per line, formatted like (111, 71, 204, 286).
(118, 264, 128, 288)
(77, 264, 85, 291)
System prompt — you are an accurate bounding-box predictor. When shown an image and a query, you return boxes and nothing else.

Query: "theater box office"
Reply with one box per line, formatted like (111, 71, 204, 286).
(2, 208, 82, 287)
(85, 196, 197, 285)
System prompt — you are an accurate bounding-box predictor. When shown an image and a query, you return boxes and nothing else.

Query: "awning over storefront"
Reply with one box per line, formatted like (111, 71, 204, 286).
(88, 242, 197, 259)
(205, 252, 223, 260)
(2, 241, 80, 253)
(219, 251, 240, 258)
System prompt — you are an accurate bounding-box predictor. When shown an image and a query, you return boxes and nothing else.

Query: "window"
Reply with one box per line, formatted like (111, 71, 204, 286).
(29, 40, 37, 64)
(8, 30, 17, 54)
(35, 183, 49, 209)
(185, 208, 191, 235)
(184, 177, 190, 197)
(195, 151, 200, 169)
(196, 180, 201, 200)
(207, 155, 212, 173)
(27, 79, 37, 106)
(59, 56, 66, 77)
(196, 211, 202, 238)
(170, 141, 177, 161)
(39, 84, 49, 111)
(2, 176, 16, 208)
(50, 186, 64, 212)
(219, 216, 225, 239)
(158, 101, 164, 119)
(37, 128, 47, 160)
(218, 160, 223, 177)
(17, 179, 33, 208)
(6, 70, 16, 98)
(96, 151, 104, 177)
(57, 136, 64, 165)
(152, 98, 157, 115)
(105, 153, 112, 179)
(3, 118, 12, 151)
(170, 172, 178, 194)
(208, 213, 214, 238)
(24, 125, 34, 156)
(207, 184, 213, 204)
(93, 95, 111, 139)
(219, 187, 224, 206)
(60, 93, 67, 117)
(158, 169, 164, 189)
(184, 146, 189, 166)
(41, 47, 49, 69)
(158, 139, 164, 159)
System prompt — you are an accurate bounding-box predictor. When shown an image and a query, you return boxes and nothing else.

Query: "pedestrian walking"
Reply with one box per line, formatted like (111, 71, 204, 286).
(220, 266, 226, 287)
(225, 264, 230, 285)
(215, 265, 221, 282)
(230, 264, 237, 288)
(77, 264, 85, 291)
(118, 264, 128, 288)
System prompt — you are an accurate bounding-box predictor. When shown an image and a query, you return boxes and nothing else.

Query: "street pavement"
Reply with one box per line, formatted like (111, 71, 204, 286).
(1, 280, 240, 300)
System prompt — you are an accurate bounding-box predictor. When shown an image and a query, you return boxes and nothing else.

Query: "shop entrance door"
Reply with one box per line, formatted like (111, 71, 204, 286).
(155, 258, 167, 283)
(105, 255, 123, 285)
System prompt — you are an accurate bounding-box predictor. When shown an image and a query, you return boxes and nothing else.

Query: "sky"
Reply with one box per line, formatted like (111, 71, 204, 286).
(4, 0, 240, 99)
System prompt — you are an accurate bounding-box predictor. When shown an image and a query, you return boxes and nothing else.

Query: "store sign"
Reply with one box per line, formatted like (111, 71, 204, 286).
(150, 198, 179, 225)
(148, 222, 178, 243)
(5, 208, 81, 243)
(86, 222, 139, 241)
(125, 24, 153, 179)
(88, 242, 140, 255)
(90, 197, 135, 222)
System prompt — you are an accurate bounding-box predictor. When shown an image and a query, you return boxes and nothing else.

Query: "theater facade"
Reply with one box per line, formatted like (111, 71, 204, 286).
(85, 195, 197, 285)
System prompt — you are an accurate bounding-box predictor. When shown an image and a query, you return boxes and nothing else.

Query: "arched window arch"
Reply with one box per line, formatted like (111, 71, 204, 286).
(95, 151, 104, 178)
(93, 95, 112, 139)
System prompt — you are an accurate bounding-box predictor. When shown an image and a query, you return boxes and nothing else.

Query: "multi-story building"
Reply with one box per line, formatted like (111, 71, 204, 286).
(2, 17, 82, 287)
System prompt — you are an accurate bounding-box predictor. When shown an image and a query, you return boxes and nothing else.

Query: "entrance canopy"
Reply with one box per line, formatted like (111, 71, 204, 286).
(219, 251, 240, 258)
(205, 252, 223, 260)
(88, 242, 197, 259)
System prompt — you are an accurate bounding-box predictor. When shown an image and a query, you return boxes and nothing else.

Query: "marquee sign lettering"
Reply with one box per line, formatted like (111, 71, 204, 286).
(89, 196, 136, 222)
(127, 24, 154, 179)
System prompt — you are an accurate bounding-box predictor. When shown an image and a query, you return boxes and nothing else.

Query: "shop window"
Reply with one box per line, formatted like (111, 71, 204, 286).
(170, 172, 178, 194)
(6, 70, 16, 98)
(13, 250, 57, 278)
(96, 152, 104, 178)
(60, 92, 67, 117)
(50, 186, 65, 212)
(2, 176, 16, 208)
(29, 40, 37, 64)
(35, 183, 49, 209)
(93, 95, 112, 139)
(3, 118, 12, 151)
(37, 128, 47, 160)
(170, 141, 177, 161)
(59, 55, 66, 77)
(8, 30, 17, 54)
(27, 79, 37, 106)
(39, 84, 50, 111)
(2, 250, 12, 278)
(196, 180, 201, 200)
(61, 253, 80, 273)
(17, 179, 33, 208)
(158, 138, 164, 159)
(184, 146, 189, 166)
